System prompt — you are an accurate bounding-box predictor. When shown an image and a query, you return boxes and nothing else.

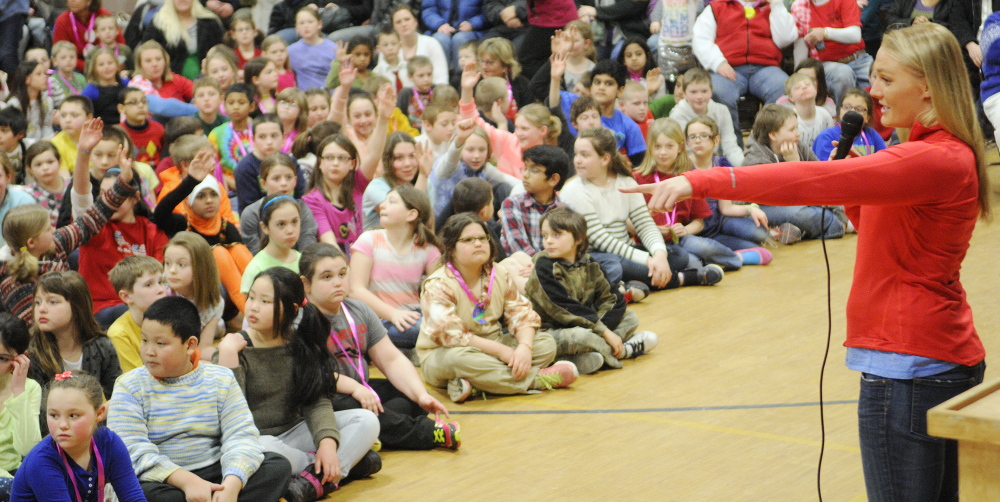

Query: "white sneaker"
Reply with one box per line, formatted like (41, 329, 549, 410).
(623, 331, 658, 359)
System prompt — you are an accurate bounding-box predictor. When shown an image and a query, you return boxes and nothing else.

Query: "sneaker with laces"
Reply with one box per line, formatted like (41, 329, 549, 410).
(695, 264, 724, 286)
(532, 361, 578, 390)
(560, 352, 604, 374)
(623, 331, 658, 359)
(770, 222, 803, 244)
(447, 377, 484, 403)
(622, 280, 650, 303)
(433, 420, 462, 450)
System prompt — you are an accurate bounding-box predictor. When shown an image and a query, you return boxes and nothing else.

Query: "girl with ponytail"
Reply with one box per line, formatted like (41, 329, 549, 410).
(348, 185, 441, 353)
(216, 267, 380, 500)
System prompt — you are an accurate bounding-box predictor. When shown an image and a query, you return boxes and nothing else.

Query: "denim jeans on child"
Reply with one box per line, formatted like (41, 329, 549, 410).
(381, 317, 422, 349)
(857, 361, 985, 502)
(760, 205, 844, 240)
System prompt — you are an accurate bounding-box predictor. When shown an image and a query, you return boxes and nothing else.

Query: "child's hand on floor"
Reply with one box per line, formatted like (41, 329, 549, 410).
(314, 437, 341, 483)
(352, 385, 384, 414)
(603, 329, 624, 358)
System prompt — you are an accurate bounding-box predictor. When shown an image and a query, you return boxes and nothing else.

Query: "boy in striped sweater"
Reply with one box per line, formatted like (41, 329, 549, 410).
(107, 297, 291, 502)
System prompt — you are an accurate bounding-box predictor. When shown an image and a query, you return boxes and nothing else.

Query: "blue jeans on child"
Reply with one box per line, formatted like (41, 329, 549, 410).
(678, 235, 742, 271)
(700, 212, 769, 251)
(381, 317, 422, 349)
(760, 205, 844, 240)
(710, 64, 789, 139)
(858, 361, 985, 502)
(590, 244, 692, 290)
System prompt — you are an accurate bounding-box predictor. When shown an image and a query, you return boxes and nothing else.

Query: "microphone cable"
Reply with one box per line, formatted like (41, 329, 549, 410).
(816, 209, 834, 502)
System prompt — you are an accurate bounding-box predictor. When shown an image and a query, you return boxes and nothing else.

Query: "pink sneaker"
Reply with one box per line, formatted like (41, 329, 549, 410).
(533, 361, 579, 390)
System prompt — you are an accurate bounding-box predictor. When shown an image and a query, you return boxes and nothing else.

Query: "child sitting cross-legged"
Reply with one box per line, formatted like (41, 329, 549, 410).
(107, 296, 291, 501)
(217, 268, 381, 501)
(416, 213, 576, 403)
(525, 207, 658, 375)
(301, 243, 461, 451)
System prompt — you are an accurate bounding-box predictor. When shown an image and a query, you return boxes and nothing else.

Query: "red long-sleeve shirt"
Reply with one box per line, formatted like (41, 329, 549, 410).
(683, 123, 984, 366)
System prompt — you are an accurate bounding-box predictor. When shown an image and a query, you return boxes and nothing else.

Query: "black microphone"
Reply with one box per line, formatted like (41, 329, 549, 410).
(833, 110, 865, 160)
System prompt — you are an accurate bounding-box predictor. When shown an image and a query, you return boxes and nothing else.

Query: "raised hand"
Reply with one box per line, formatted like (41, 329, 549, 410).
(78, 118, 105, 152)
(376, 83, 396, 121)
(550, 50, 567, 80)
(461, 61, 481, 91)
(415, 140, 434, 177)
(335, 40, 349, 62)
(453, 117, 476, 146)
(187, 148, 216, 181)
(338, 56, 357, 88)
(646, 67, 664, 94)
(116, 145, 134, 184)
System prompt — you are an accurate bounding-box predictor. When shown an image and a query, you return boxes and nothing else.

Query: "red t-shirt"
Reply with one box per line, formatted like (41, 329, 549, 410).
(684, 123, 984, 366)
(79, 217, 169, 312)
(236, 48, 263, 69)
(124, 120, 166, 165)
(154, 75, 195, 102)
(53, 8, 125, 72)
(633, 171, 712, 226)
(793, 0, 865, 61)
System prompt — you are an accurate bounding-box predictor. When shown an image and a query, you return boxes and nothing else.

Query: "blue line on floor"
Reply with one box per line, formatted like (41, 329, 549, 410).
(449, 400, 857, 415)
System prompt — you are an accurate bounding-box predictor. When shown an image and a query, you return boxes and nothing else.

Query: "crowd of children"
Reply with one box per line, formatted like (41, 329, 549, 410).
(0, 0, 963, 499)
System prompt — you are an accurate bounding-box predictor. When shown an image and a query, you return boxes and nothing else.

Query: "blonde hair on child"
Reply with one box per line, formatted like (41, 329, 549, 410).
(565, 20, 597, 60)
(464, 127, 494, 163)
(84, 48, 120, 83)
(518, 103, 561, 145)
(432, 85, 459, 108)
(783, 72, 815, 99)
(577, 127, 632, 178)
(276, 87, 308, 133)
(165, 232, 221, 311)
(749, 104, 796, 150)
(881, 22, 990, 219)
(422, 103, 454, 127)
(682, 68, 711, 91)
(637, 118, 691, 176)
(47, 370, 105, 410)
(1, 204, 50, 282)
(171, 134, 213, 167)
(686, 115, 721, 139)
(51, 41, 77, 61)
(261, 35, 290, 70)
(391, 184, 440, 249)
(474, 77, 507, 110)
(108, 255, 164, 295)
(193, 76, 222, 94)
(406, 55, 432, 77)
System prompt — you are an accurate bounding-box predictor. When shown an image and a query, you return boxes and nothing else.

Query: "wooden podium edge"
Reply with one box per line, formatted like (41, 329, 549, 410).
(928, 378, 1000, 443)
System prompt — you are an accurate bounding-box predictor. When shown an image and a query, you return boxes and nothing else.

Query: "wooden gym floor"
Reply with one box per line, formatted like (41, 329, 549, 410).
(327, 164, 1000, 502)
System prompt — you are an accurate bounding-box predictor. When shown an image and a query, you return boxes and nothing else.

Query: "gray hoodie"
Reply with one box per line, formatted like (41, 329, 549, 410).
(741, 138, 818, 167)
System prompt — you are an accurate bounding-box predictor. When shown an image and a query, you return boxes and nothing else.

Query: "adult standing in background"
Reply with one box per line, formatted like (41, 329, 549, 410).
(391, 5, 450, 85)
(141, 0, 224, 81)
(627, 24, 990, 502)
(515, 0, 578, 80)
(0, 0, 29, 77)
(53, 0, 126, 72)
(791, 0, 872, 105)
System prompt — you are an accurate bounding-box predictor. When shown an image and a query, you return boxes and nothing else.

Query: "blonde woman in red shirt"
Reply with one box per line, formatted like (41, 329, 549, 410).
(625, 23, 990, 502)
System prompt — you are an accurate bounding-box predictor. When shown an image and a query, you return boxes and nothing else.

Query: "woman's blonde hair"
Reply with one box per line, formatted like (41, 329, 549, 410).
(134, 40, 175, 82)
(477, 37, 521, 79)
(153, 0, 218, 49)
(2, 205, 50, 282)
(517, 103, 561, 146)
(276, 88, 308, 133)
(165, 232, 221, 312)
(880, 23, 991, 220)
(637, 118, 692, 176)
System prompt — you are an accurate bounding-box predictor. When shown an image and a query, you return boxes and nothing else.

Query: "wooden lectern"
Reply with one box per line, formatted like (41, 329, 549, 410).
(928, 378, 1000, 501)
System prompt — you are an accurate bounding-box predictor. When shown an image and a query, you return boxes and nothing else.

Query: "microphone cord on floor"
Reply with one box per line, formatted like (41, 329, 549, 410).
(816, 209, 834, 502)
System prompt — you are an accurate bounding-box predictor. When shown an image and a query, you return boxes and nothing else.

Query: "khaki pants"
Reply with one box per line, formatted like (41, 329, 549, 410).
(422, 331, 556, 395)
(546, 310, 640, 370)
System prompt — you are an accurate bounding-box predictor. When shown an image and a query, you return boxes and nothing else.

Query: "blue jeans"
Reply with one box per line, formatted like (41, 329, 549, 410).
(858, 361, 985, 502)
(711, 64, 788, 140)
(760, 205, 844, 240)
(823, 54, 873, 106)
(381, 317, 421, 349)
(590, 244, 691, 290)
(679, 234, 742, 271)
(701, 212, 769, 250)
(432, 31, 482, 68)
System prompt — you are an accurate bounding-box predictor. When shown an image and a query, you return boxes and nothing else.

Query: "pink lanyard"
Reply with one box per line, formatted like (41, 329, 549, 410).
(71, 13, 97, 52)
(446, 263, 495, 325)
(282, 129, 298, 154)
(412, 88, 430, 112)
(330, 305, 380, 402)
(56, 72, 82, 95)
(56, 438, 104, 502)
(230, 122, 253, 157)
(653, 171, 678, 226)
